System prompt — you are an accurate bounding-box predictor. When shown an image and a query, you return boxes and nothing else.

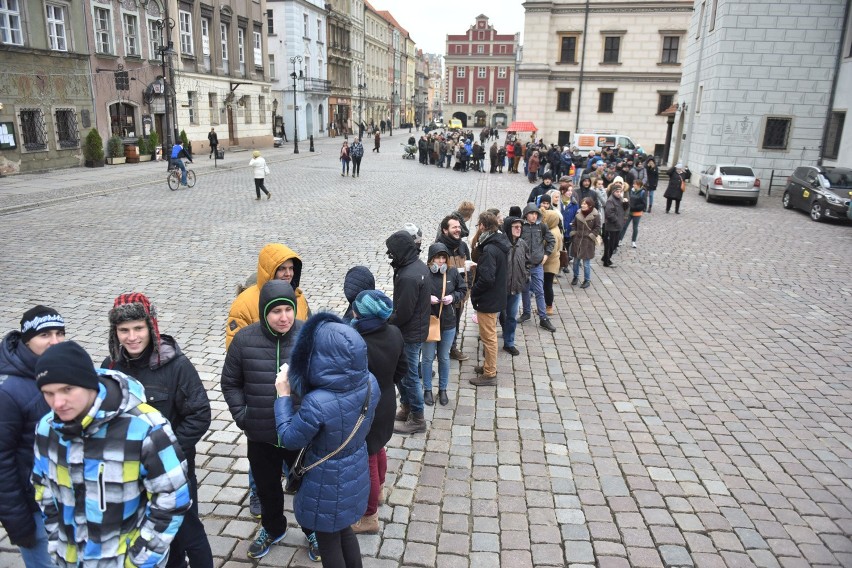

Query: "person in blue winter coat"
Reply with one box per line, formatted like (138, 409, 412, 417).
(275, 312, 380, 568)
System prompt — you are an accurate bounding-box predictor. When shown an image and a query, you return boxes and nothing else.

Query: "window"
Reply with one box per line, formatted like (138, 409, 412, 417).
(498, 66, 506, 78)
(457, 66, 466, 78)
(762, 117, 791, 150)
(559, 35, 577, 64)
(661, 36, 679, 64)
(478, 66, 486, 78)
(556, 90, 572, 112)
(148, 18, 160, 58)
(109, 102, 135, 137)
(477, 45, 484, 54)
(478, 31, 484, 40)
(201, 18, 210, 69)
(697, 85, 703, 113)
(496, 89, 505, 105)
(94, 7, 113, 54)
(598, 91, 614, 113)
(476, 88, 484, 104)
(269, 54, 275, 78)
(455, 45, 461, 54)
(243, 96, 252, 123)
(825, 112, 845, 160)
(603, 36, 620, 63)
(179, 10, 192, 54)
(46, 4, 67, 51)
(657, 92, 675, 114)
(20, 109, 47, 151)
(187, 91, 197, 124)
(208, 92, 218, 124)
(237, 28, 245, 74)
(709, 0, 719, 32)
(697, 1, 705, 38)
(123, 14, 138, 56)
(0, 0, 22, 45)
(254, 31, 262, 68)
(54, 108, 79, 148)
(456, 88, 464, 103)
(317, 19, 322, 42)
(500, 45, 506, 54)
(259, 96, 266, 123)
(221, 22, 229, 61)
(303, 14, 309, 37)
(266, 9, 273, 34)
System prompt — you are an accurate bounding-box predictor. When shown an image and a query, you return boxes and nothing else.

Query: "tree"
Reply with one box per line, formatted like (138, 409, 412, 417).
(83, 129, 104, 166)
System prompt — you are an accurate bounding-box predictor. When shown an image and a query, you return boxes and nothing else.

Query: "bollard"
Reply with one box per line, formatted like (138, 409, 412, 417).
(309, 135, 315, 152)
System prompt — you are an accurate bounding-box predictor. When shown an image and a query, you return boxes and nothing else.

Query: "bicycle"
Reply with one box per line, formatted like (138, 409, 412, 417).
(167, 160, 196, 190)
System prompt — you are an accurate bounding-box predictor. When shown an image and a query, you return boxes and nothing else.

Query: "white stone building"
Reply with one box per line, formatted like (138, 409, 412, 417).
(823, 7, 851, 166)
(364, 2, 390, 127)
(673, 0, 848, 181)
(517, 0, 692, 154)
(350, 0, 366, 129)
(267, 0, 329, 143)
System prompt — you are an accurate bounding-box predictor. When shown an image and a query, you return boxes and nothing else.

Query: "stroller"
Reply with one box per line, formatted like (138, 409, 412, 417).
(401, 144, 417, 159)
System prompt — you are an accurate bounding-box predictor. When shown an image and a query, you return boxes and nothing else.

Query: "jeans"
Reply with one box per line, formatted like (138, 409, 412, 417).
(573, 257, 591, 282)
(315, 528, 362, 568)
(18, 512, 53, 568)
(445, 153, 452, 168)
(522, 265, 547, 319)
(172, 159, 187, 185)
(352, 156, 362, 176)
(477, 312, 498, 376)
(501, 293, 522, 348)
(398, 342, 424, 413)
(620, 216, 640, 242)
(646, 190, 655, 210)
(341, 159, 350, 174)
(365, 449, 387, 516)
(421, 327, 456, 391)
(167, 460, 214, 568)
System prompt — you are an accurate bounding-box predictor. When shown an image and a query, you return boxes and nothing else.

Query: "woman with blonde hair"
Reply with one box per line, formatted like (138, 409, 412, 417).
(248, 150, 271, 200)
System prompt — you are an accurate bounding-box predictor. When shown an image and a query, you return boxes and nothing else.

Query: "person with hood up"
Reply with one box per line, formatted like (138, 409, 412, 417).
(221, 280, 318, 561)
(342, 266, 376, 323)
(226, 243, 311, 350)
(602, 182, 627, 267)
(575, 175, 599, 210)
(527, 151, 541, 183)
(528, 171, 557, 205)
(469, 212, 510, 386)
(0, 306, 65, 568)
(500, 217, 529, 357)
(103, 293, 212, 568)
(274, 313, 379, 567)
(644, 158, 659, 212)
(32, 342, 191, 568)
(349, 291, 407, 534)
(569, 197, 601, 288)
(421, 243, 467, 407)
(519, 203, 557, 333)
(385, 230, 431, 435)
(541, 210, 564, 317)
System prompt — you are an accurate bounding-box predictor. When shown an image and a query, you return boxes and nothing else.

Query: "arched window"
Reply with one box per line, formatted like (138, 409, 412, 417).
(109, 102, 137, 138)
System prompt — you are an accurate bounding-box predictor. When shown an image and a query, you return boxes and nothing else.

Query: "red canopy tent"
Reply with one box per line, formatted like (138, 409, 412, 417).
(506, 121, 537, 133)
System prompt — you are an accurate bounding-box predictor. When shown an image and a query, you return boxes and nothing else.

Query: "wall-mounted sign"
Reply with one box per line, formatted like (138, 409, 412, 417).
(0, 122, 16, 149)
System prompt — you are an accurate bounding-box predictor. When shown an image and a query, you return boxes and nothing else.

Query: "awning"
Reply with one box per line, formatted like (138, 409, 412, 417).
(506, 121, 537, 133)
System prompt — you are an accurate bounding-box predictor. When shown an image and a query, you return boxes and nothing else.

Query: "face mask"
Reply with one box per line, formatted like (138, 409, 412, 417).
(430, 262, 447, 274)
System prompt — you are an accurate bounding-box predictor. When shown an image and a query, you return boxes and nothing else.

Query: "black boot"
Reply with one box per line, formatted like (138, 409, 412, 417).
(423, 390, 434, 406)
(438, 390, 449, 406)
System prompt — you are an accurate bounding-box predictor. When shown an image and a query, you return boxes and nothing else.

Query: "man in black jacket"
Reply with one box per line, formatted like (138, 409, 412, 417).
(104, 293, 213, 568)
(469, 212, 510, 386)
(208, 128, 218, 159)
(385, 230, 431, 435)
(435, 215, 471, 361)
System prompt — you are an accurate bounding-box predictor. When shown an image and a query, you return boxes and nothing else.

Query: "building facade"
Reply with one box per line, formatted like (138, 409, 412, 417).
(414, 49, 428, 125)
(326, 0, 351, 135)
(673, 0, 848, 180)
(816, 2, 849, 167)
(425, 52, 444, 122)
(363, 0, 389, 128)
(517, 0, 691, 153)
(349, 0, 365, 131)
(444, 14, 519, 130)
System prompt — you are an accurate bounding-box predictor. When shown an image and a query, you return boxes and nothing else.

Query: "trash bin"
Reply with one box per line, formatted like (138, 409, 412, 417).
(216, 148, 225, 160)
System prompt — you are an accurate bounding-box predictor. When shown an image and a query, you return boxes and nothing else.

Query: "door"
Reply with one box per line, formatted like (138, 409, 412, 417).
(227, 106, 238, 145)
(802, 168, 820, 208)
(306, 103, 314, 137)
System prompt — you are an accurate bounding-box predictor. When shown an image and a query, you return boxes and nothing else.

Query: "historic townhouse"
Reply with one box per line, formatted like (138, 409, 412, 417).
(326, 0, 351, 135)
(363, 0, 389, 127)
(425, 52, 444, 122)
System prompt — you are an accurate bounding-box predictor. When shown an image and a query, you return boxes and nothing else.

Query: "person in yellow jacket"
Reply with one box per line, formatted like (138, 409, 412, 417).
(226, 243, 311, 351)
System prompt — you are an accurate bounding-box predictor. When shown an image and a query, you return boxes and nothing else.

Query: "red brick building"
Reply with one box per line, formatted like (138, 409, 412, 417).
(444, 14, 519, 129)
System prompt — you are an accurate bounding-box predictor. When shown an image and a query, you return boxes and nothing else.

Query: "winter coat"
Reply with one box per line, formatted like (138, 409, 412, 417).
(226, 243, 311, 349)
(0, 332, 49, 546)
(350, 142, 364, 158)
(358, 322, 406, 454)
(222, 280, 305, 445)
(630, 166, 648, 187)
(339, 145, 350, 161)
(248, 156, 268, 179)
(560, 199, 580, 238)
(541, 210, 564, 275)
(506, 235, 530, 295)
(506, 144, 515, 159)
(520, 203, 556, 266)
(386, 231, 432, 344)
(576, 184, 602, 210)
(102, 335, 210, 463)
(32, 369, 191, 568)
(664, 167, 687, 199)
(527, 181, 557, 205)
(470, 231, 510, 313)
(646, 165, 659, 191)
(527, 153, 540, 173)
(570, 208, 601, 260)
(207, 131, 218, 145)
(604, 193, 627, 232)
(425, 243, 468, 331)
(275, 314, 380, 533)
(628, 189, 648, 215)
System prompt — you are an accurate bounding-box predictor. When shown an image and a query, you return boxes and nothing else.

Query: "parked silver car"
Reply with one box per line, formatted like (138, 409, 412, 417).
(698, 164, 761, 205)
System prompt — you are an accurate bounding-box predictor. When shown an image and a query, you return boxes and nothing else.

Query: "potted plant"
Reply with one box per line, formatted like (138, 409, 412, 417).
(179, 129, 192, 154)
(83, 129, 105, 167)
(106, 136, 126, 165)
(148, 131, 160, 160)
(137, 137, 151, 162)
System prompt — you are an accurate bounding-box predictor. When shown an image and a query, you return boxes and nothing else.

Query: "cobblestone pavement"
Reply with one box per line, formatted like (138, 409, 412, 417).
(1, 137, 851, 568)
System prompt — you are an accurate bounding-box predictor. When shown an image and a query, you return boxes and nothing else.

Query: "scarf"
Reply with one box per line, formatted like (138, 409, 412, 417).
(352, 316, 386, 335)
(478, 229, 495, 246)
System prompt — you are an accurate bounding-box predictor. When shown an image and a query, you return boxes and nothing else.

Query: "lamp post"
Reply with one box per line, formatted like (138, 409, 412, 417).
(390, 90, 395, 137)
(155, 17, 176, 169)
(356, 65, 366, 139)
(272, 98, 278, 136)
(289, 55, 303, 154)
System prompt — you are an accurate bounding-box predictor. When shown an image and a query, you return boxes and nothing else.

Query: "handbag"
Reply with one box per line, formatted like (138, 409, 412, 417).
(285, 378, 373, 494)
(680, 179, 686, 192)
(426, 273, 446, 343)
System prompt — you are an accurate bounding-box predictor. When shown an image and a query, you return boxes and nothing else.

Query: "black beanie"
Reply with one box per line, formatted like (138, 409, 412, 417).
(20, 305, 65, 344)
(35, 341, 99, 391)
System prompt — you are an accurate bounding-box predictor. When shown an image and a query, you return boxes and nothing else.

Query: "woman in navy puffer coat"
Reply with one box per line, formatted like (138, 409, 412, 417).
(275, 312, 379, 567)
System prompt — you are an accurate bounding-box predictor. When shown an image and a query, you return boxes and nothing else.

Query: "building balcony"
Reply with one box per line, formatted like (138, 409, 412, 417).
(304, 78, 331, 94)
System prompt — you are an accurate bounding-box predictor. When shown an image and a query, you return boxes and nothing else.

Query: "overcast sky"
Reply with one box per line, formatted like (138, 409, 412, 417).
(369, 1, 526, 56)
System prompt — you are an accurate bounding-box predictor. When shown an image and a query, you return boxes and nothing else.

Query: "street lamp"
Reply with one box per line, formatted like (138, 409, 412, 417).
(289, 55, 303, 154)
(155, 17, 176, 170)
(410, 95, 415, 132)
(390, 90, 396, 137)
(356, 65, 366, 139)
(271, 98, 278, 136)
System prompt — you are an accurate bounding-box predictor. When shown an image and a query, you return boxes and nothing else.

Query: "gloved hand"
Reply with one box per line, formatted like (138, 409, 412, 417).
(442, 295, 453, 305)
(430, 295, 440, 304)
(12, 533, 37, 549)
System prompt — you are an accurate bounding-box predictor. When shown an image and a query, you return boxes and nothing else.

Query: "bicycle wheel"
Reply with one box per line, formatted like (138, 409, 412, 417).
(186, 170, 196, 188)
(167, 171, 179, 191)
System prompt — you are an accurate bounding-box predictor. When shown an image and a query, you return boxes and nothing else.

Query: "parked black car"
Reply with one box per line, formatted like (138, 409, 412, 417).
(783, 166, 852, 222)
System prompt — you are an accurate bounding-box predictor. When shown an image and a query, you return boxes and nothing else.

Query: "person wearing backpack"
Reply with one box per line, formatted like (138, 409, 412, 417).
(621, 179, 648, 248)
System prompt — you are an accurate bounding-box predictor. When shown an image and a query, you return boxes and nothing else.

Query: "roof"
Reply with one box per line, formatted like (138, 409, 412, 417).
(507, 121, 537, 133)
(378, 10, 410, 39)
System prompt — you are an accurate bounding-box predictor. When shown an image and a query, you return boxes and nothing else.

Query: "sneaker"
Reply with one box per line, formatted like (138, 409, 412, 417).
(518, 313, 531, 323)
(580, 281, 591, 289)
(247, 525, 287, 559)
(249, 490, 262, 518)
(307, 532, 321, 562)
(469, 373, 497, 387)
(503, 345, 520, 356)
(540, 319, 556, 333)
(632, 242, 637, 248)
(267, 192, 272, 200)
(449, 348, 469, 361)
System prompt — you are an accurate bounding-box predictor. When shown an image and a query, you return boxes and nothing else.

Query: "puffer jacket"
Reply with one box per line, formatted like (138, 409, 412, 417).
(541, 210, 564, 275)
(520, 203, 556, 266)
(226, 243, 311, 349)
(0, 332, 49, 546)
(470, 231, 510, 313)
(32, 369, 191, 568)
(425, 243, 468, 331)
(386, 231, 431, 344)
(275, 314, 379, 533)
(102, 335, 210, 462)
(221, 280, 305, 445)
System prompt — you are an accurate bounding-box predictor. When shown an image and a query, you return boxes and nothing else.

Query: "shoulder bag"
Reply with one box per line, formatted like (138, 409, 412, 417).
(284, 378, 373, 494)
(426, 274, 446, 343)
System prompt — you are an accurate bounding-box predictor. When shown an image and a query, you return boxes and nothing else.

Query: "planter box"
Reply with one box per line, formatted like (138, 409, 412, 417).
(138, 154, 152, 162)
(106, 157, 126, 165)
(85, 159, 105, 168)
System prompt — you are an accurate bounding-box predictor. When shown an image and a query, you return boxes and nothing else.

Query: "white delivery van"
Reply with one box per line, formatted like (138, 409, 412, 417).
(573, 132, 642, 154)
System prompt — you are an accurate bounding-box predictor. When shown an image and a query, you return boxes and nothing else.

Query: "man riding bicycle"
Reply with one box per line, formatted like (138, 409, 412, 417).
(170, 140, 193, 186)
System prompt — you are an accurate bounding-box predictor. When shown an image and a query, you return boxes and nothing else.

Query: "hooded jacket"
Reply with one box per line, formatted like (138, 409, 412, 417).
(527, 179, 556, 205)
(604, 192, 627, 232)
(221, 280, 305, 445)
(503, 218, 530, 296)
(425, 243, 468, 331)
(225, 243, 311, 349)
(274, 314, 379, 533)
(520, 203, 556, 266)
(470, 231, 510, 313)
(0, 331, 49, 546)
(385, 231, 432, 344)
(342, 266, 376, 323)
(541, 210, 565, 275)
(32, 369, 191, 568)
